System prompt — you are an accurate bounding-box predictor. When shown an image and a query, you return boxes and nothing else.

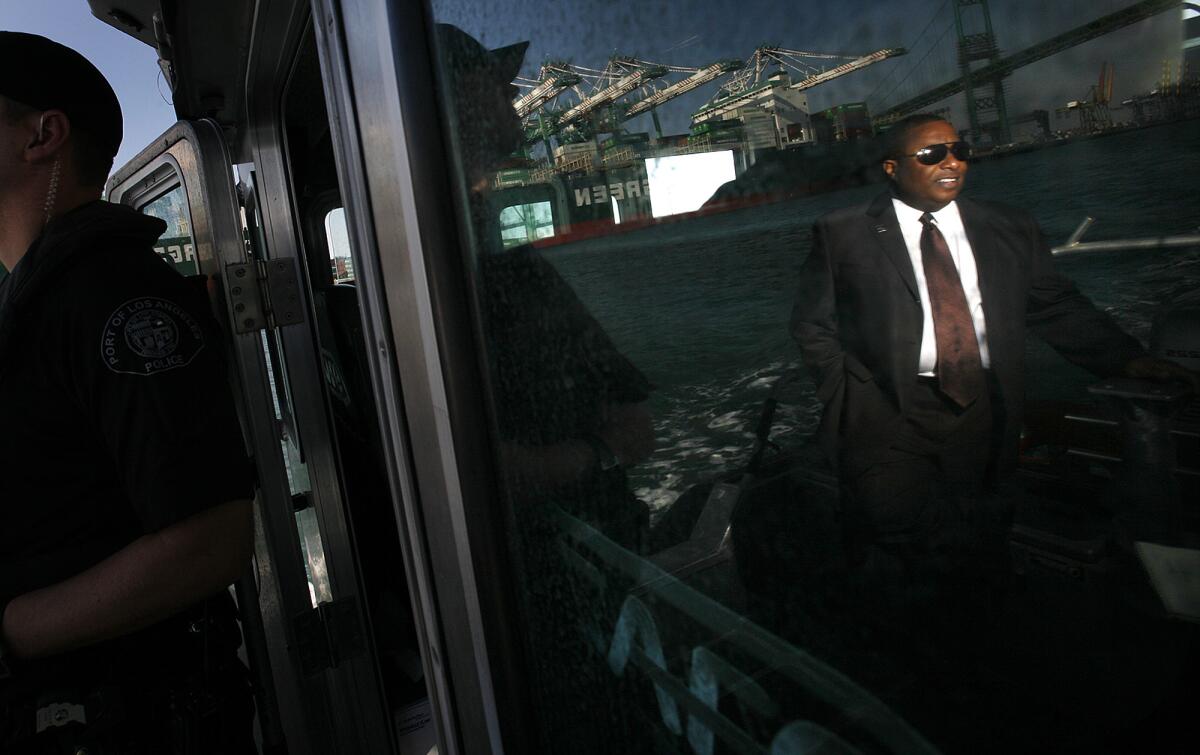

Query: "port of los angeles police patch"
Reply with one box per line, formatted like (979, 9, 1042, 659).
(101, 297, 205, 376)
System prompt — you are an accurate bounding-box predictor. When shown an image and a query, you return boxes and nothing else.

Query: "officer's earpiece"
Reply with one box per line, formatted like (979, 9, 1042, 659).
(38, 113, 63, 224)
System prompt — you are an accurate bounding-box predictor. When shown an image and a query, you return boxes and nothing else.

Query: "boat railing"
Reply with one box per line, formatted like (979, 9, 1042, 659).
(551, 507, 938, 754)
(1051, 216, 1200, 256)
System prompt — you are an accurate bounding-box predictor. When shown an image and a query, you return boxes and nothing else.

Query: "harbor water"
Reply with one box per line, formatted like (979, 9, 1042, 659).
(544, 120, 1200, 512)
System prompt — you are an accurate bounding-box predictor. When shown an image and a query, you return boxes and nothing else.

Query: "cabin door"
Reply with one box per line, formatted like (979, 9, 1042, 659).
(106, 119, 397, 755)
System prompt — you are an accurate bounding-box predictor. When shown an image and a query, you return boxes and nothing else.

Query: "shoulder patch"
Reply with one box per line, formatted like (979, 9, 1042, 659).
(101, 297, 206, 376)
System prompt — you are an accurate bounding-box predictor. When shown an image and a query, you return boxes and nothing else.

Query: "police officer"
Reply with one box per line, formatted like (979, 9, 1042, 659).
(437, 24, 657, 550)
(0, 32, 256, 753)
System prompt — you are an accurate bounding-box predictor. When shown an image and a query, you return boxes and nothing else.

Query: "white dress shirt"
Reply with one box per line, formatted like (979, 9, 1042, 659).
(892, 197, 991, 375)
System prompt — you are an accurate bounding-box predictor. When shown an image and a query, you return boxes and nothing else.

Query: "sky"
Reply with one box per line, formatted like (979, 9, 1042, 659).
(2, 1, 178, 177)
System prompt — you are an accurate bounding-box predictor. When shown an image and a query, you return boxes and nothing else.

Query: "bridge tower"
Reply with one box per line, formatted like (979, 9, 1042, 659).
(953, 0, 1011, 144)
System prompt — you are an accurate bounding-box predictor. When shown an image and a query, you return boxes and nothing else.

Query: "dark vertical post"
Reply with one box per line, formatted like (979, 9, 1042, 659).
(651, 108, 664, 140)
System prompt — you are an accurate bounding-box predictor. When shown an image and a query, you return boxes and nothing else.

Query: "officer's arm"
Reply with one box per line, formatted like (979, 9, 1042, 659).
(498, 401, 655, 489)
(0, 498, 252, 661)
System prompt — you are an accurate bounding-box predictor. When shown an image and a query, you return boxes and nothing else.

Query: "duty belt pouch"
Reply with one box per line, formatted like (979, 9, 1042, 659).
(30, 685, 129, 753)
(18, 681, 215, 755)
(36, 700, 87, 734)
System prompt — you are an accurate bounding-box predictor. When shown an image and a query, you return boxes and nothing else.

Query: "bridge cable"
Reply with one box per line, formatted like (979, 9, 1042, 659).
(874, 16, 957, 112)
(866, 0, 950, 106)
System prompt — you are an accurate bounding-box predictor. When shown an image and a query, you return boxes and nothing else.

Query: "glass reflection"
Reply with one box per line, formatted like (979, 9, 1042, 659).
(429, 1, 1200, 752)
(140, 184, 198, 275)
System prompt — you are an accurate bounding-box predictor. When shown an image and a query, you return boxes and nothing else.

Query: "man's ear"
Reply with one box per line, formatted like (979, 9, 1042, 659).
(881, 159, 897, 181)
(25, 109, 71, 163)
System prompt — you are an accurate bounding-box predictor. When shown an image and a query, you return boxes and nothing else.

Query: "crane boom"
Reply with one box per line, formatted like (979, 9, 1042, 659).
(557, 64, 667, 128)
(514, 68, 582, 118)
(692, 83, 773, 123)
(694, 46, 905, 123)
(787, 48, 906, 92)
(625, 60, 742, 117)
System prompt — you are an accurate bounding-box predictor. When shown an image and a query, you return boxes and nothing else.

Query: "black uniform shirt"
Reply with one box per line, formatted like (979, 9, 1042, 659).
(0, 201, 254, 613)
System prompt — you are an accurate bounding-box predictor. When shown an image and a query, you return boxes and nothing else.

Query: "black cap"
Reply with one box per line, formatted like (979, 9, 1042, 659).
(0, 31, 123, 161)
(435, 24, 528, 85)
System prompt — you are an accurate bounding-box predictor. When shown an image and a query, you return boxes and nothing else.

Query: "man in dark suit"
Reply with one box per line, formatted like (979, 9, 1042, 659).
(791, 113, 1191, 589)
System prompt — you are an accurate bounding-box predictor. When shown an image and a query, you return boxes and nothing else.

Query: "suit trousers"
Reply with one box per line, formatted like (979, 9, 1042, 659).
(848, 372, 1002, 545)
(840, 372, 1011, 667)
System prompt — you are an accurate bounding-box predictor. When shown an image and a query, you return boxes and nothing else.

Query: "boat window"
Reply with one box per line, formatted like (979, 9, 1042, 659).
(139, 183, 199, 275)
(238, 177, 331, 607)
(425, 0, 1199, 751)
(499, 201, 555, 248)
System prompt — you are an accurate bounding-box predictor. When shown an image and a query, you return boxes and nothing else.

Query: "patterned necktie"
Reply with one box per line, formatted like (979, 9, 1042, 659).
(919, 212, 985, 407)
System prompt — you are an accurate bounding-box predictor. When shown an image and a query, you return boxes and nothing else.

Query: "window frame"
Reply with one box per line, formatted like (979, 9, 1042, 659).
(312, 0, 540, 751)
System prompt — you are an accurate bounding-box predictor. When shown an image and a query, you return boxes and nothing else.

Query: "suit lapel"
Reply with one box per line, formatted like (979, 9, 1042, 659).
(865, 192, 919, 299)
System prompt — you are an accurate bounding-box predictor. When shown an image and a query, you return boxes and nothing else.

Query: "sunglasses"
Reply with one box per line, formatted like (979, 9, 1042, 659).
(901, 141, 972, 165)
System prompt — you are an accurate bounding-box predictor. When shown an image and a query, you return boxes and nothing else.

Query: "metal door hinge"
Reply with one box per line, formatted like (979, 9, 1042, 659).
(226, 258, 305, 334)
(293, 596, 363, 675)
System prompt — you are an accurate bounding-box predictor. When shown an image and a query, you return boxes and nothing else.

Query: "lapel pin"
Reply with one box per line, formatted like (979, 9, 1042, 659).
(874, 225, 887, 234)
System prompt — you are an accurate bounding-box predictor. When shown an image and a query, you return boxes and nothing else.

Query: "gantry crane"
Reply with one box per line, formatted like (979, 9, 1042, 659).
(1056, 61, 1115, 132)
(557, 58, 668, 128)
(518, 56, 673, 144)
(693, 45, 905, 124)
(625, 59, 744, 117)
(514, 62, 581, 118)
(514, 42, 904, 148)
